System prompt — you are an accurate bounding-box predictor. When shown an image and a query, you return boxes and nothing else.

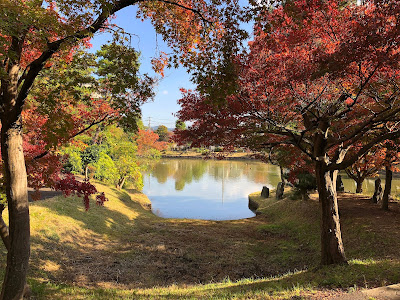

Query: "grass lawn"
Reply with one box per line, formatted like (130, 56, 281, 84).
(0, 182, 399, 299)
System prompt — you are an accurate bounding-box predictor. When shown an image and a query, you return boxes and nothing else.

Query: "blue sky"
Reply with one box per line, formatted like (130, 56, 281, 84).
(90, 4, 253, 129)
(90, 6, 195, 129)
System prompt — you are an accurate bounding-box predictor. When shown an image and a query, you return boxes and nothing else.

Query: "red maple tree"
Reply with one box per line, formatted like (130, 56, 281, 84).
(176, 0, 400, 265)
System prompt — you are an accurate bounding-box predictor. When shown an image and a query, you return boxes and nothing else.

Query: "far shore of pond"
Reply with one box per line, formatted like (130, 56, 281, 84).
(162, 152, 400, 179)
(162, 151, 258, 161)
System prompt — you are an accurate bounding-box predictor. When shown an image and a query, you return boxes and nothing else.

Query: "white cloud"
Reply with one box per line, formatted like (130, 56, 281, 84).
(162, 90, 168, 95)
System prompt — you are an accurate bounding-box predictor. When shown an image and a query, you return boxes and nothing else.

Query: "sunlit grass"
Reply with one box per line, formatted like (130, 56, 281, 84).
(0, 185, 399, 299)
(27, 257, 400, 299)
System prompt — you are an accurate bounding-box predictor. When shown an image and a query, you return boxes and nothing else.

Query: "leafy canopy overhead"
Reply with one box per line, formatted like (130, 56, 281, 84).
(176, 0, 400, 172)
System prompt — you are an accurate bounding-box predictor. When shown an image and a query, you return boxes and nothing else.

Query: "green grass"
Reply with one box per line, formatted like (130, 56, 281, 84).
(0, 186, 399, 299)
(26, 259, 400, 299)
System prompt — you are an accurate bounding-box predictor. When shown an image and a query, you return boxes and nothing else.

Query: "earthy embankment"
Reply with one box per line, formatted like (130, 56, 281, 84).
(0, 182, 399, 299)
(162, 150, 257, 160)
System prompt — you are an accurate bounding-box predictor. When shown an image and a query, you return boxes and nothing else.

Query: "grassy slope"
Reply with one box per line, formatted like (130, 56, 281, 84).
(0, 184, 399, 299)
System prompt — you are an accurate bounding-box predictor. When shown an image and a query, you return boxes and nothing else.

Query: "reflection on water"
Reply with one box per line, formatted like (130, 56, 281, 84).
(341, 173, 400, 195)
(142, 158, 281, 221)
(143, 159, 399, 221)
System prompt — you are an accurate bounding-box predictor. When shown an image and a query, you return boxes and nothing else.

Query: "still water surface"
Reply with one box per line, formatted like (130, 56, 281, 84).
(142, 158, 281, 221)
(142, 158, 400, 221)
(341, 173, 400, 195)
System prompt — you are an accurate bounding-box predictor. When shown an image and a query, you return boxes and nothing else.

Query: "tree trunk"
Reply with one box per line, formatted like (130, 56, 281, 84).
(279, 166, 285, 184)
(381, 165, 392, 211)
(116, 176, 126, 190)
(0, 119, 30, 300)
(312, 119, 347, 265)
(0, 205, 10, 251)
(315, 161, 347, 265)
(85, 165, 89, 181)
(355, 179, 363, 193)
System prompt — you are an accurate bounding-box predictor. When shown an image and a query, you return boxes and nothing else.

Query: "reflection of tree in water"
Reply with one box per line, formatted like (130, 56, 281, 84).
(148, 159, 281, 190)
(151, 162, 170, 183)
(210, 161, 280, 186)
(192, 161, 207, 181)
(209, 161, 242, 181)
(174, 161, 193, 190)
(149, 159, 208, 191)
(244, 163, 279, 185)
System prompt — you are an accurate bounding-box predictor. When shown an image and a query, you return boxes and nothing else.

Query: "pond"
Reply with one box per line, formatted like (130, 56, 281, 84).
(142, 158, 281, 221)
(341, 173, 400, 196)
(142, 158, 400, 221)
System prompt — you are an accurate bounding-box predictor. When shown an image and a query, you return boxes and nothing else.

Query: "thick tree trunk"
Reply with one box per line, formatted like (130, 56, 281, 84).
(316, 162, 347, 265)
(0, 120, 30, 300)
(355, 179, 363, 193)
(381, 165, 392, 211)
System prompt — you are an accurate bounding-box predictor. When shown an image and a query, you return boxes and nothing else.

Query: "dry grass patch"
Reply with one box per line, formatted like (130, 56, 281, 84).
(0, 183, 400, 299)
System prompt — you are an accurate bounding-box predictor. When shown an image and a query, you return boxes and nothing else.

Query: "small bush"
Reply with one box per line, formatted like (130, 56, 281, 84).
(293, 172, 317, 201)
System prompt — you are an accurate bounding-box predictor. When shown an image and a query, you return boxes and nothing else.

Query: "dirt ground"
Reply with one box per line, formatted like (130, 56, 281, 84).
(25, 189, 400, 298)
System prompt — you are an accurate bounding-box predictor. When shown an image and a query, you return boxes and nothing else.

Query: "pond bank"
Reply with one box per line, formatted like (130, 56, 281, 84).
(5, 181, 400, 299)
(162, 151, 258, 161)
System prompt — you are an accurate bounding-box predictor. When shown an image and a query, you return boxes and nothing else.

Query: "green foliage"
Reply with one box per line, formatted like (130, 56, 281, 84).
(155, 125, 169, 142)
(96, 43, 155, 132)
(292, 172, 317, 201)
(175, 119, 186, 131)
(29, 46, 154, 136)
(81, 145, 101, 167)
(29, 50, 97, 110)
(59, 122, 164, 190)
(94, 152, 118, 183)
(60, 147, 83, 174)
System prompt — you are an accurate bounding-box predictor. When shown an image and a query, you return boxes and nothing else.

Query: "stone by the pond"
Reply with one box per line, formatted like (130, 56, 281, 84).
(261, 186, 269, 198)
(371, 178, 383, 204)
(336, 175, 345, 192)
(276, 182, 284, 199)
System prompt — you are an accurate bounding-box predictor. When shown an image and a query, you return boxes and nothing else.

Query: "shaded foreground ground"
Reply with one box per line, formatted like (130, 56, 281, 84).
(0, 183, 399, 299)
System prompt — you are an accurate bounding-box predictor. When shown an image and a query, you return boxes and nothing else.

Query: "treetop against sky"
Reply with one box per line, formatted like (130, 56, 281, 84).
(89, 3, 253, 128)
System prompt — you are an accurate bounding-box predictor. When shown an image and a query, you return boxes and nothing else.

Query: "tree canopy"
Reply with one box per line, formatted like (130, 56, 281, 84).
(0, 0, 246, 298)
(176, 0, 400, 265)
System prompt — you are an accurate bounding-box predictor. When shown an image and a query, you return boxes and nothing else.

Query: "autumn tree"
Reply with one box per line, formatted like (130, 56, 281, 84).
(345, 146, 385, 193)
(176, 0, 400, 265)
(0, 0, 245, 298)
(156, 125, 169, 142)
(136, 129, 168, 156)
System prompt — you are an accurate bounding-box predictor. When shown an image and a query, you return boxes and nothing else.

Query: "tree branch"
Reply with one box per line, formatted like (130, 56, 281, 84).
(33, 114, 112, 160)
(156, 0, 213, 24)
(328, 130, 400, 171)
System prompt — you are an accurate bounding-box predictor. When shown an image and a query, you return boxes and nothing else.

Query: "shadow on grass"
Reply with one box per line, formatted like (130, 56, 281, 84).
(26, 191, 321, 290)
(28, 259, 400, 299)
(19, 188, 400, 298)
